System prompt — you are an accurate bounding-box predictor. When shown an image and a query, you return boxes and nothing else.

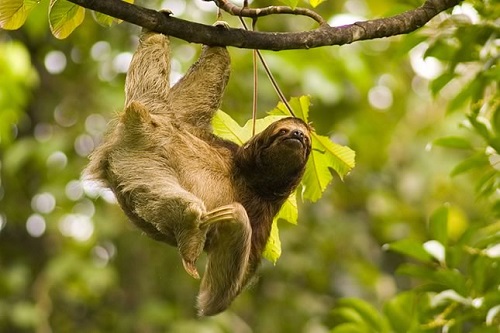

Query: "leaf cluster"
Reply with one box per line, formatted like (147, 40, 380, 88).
(331, 205, 500, 333)
(426, 1, 499, 215)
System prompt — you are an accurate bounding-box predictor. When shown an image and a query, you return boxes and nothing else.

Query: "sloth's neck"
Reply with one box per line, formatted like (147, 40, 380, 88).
(235, 162, 303, 202)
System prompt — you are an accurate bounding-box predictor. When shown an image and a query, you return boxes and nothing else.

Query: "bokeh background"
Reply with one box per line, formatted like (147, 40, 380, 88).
(1, 0, 498, 332)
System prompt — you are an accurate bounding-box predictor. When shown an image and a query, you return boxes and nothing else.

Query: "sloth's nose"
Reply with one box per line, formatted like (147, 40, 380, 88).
(291, 130, 305, 141)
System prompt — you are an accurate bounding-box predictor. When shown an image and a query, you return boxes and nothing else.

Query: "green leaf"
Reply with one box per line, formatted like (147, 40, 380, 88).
(398, 265, 467, 294)
(447, 77, 482, 113)
(468, 114, 492, 141)
(451, 153, 489, 176)
(262, 219, 281, 264)
(384, 239, 433, 263)
(432, 269, 467, 294)
(212, 110, 249, 145)
(429, 205, 449, 246)
(213, 110, 286, 145)
(278, 0, 299, 9)
(302, 133, 355, 202)
(396, 263, 436, 279)
(0, 0, 40, 30)
(262, 193, 298, 263)
(475, 169, 498, 198)
(49, 0, 85, 39)
(430, 71, 455, 96)
(433, 136, 472, 150)
(269, 95, 310, 121)
(314, 133, 356, 179)
(91, 0, 133, 27)
(335, 298, 391, 332)
(309, 0, 326, 8)
(384, 292, 419, 333)
(331, 323, 370, 333)
(275, 192, 298, 225)
(92, 11, 115, 27)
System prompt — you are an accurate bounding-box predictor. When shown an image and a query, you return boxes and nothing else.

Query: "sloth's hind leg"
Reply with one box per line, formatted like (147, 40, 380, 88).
(132, 182, 208, 279)
(197, 203, 252, 316)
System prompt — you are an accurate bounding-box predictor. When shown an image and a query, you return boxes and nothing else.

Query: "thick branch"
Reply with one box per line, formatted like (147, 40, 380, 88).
(67, 0, 462, 50)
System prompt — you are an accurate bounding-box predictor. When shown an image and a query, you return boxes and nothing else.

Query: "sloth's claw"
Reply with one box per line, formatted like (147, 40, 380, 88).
(182, 259, 200, 280)
(159, 9, 173, 16)
(213, 21, 230, 29)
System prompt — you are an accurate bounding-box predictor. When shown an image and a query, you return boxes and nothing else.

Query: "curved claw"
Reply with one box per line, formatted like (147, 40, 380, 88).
(182, 259, 200, 280)
(159, 9, 173, 16)
(213, 21, 230, 29)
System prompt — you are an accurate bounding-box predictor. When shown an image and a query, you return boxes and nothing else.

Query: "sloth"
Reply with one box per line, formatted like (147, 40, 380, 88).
(86, 23, 311, 316)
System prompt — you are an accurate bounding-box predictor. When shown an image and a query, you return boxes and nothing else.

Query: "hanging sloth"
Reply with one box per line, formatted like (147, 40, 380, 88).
(86, 22, 311, 316)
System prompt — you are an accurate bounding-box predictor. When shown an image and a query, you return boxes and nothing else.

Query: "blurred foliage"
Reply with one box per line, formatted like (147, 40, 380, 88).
(0, 0, 498, 332)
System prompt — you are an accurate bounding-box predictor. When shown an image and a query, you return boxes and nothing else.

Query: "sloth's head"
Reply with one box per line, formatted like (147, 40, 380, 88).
(254, 117, 311, 167)
(237, 117, 312, 198)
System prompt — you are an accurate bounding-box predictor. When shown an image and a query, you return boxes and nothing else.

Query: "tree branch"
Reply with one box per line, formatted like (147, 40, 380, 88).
(66, 0, 462, 50)
(209, 0, 326, 25)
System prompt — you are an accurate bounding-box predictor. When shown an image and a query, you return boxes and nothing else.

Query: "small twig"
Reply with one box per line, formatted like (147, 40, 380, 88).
(210, 0, 326, 25)
(239, 17, 296, 117)
(251, 20, 258, 136)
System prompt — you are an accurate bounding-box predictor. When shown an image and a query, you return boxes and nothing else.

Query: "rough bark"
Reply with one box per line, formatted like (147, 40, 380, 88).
(66, 0, 461, 50)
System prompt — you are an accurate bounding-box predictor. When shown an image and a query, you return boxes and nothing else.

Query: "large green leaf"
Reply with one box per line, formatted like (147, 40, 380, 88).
(275, 192, 298, 225)
(212, 110, 249, 145)
(49, 0, 85, 39)
(262, 220, 282, 264)
(212, 110, 286, 145)
(302, 133, 355, 202)
(262, 181, 299, 263)
(269, 95, 310, 121)
(0, 0, 40, 30)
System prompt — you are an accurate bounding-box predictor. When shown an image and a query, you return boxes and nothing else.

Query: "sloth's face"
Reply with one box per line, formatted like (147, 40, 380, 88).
(256, 117, 312, 172)
(265, 118, 311, 152)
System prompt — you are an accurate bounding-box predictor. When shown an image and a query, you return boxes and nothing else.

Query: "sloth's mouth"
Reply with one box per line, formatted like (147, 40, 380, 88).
(283, 136, 306, 149)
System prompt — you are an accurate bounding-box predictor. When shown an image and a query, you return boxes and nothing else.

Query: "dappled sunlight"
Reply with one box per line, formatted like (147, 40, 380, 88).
(409, 42, 443, 80)
(31, 192, 56, 214)
(74, 133, 95, 157)
(46, 151, 68, 170)
(44, 50, 67, 74)
(26, 213, 46, 237)
(368, 85, 393, 110)
(58, 213, 94, 241)
(65, 179, 84, 201)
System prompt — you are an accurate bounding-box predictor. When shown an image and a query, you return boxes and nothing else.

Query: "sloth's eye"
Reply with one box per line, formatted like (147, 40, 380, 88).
(278, 129, 288, 135)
